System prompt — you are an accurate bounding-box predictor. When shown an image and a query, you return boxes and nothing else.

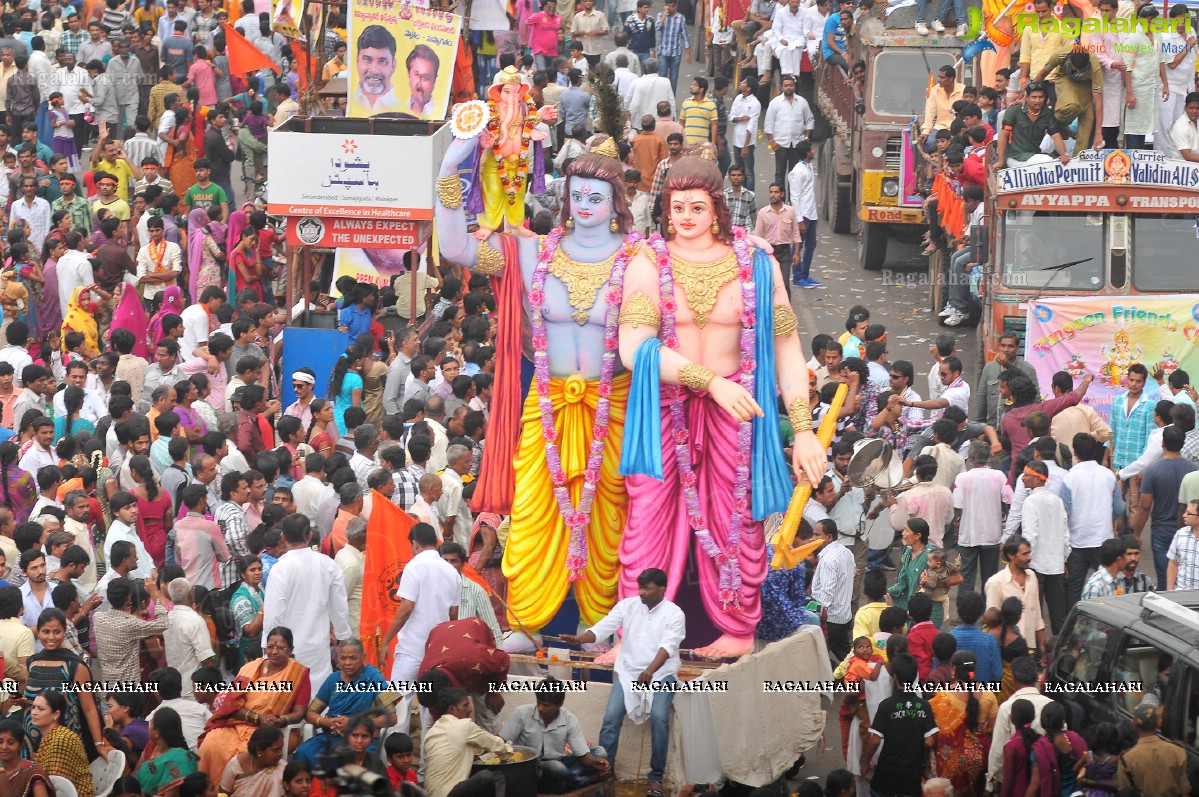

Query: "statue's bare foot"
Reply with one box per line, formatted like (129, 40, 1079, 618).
(472, 226, 496, 241)
(694, 634, 753, 660)
(512, 225, 538, 238)
(594, 640, 621, 665)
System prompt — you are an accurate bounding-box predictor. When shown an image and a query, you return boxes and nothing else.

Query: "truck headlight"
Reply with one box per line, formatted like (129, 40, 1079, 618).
(882, 178, 899, 197)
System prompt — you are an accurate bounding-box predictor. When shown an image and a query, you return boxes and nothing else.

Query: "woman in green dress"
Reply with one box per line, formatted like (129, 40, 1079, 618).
(230, 557, 265, 666)
(136, 708, 199, 795)
(886, 518, 954, 628)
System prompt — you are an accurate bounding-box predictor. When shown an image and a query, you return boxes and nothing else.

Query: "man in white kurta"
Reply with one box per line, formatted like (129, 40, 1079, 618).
(263, 515, 352, 694)
(383, 523, 460, 685)
(561, 568, 686, 791)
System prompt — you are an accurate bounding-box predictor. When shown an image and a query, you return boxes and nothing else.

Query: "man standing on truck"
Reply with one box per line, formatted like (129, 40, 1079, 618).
(763, 74, 814, 184)
(1037, 49, 1105, 153)
(920, 65, 963, 153)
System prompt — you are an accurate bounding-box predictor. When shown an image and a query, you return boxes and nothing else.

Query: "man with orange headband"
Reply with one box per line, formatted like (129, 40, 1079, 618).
(1011, 460, 1069, 635)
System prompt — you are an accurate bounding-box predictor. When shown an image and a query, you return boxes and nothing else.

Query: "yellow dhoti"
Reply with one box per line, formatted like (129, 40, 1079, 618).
(478, 154, 530, 232)
(503, 371, 629, 630)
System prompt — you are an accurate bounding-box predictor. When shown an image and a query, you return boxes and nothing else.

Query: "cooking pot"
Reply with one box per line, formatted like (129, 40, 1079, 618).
(471, 745, 540, 795)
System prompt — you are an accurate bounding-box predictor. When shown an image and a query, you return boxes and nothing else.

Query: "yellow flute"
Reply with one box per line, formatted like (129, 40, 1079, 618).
(771, 383, 849, 570)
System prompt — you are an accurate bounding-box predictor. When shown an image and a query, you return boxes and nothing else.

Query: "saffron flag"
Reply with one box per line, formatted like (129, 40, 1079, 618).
(222, 23, 282, 77)
(360, 491, 414, 672)
(463, 564, 492, 595)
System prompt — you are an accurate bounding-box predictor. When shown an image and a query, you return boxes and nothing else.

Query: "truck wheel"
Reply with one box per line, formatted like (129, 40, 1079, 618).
(859, 221, 887, 270)
(831, 177, 852, 235)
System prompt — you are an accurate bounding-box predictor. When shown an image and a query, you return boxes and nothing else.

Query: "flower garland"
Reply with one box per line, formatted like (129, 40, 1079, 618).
(530, 227, 642, 581)
(646, 228, 756, 611)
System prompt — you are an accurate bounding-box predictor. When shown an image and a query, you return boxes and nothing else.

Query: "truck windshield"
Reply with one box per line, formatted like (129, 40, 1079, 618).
(1132, 215, 1199, 292)
(1001, 211, 1105, 292)
(870, 51, 956, 117)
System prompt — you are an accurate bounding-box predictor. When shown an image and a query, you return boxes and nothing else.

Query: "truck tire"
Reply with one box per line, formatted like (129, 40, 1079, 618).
(831, 177, 852, 235)
(859, 221, 887, 270)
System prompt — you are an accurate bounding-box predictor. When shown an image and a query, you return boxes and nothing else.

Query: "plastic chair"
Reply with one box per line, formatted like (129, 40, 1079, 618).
(283, 721, 312, 759)
(90, 748, 125, 797)
(50, 776, 78, 797)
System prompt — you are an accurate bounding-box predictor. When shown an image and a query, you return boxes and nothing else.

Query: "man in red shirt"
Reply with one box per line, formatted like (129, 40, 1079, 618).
(905, 593, 939, 679)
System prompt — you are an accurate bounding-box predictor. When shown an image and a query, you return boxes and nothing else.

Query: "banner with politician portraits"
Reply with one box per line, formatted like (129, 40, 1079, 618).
(347, 1, 462, 120)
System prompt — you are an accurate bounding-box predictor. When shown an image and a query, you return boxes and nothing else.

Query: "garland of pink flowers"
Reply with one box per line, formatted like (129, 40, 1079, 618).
(646, 228, 756, 611)
(529, 227, 642, 582)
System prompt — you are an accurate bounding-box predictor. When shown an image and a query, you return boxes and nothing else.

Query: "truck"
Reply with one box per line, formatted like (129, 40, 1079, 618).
(813, 6, 970, 270)
(979, 148, 1199, 357)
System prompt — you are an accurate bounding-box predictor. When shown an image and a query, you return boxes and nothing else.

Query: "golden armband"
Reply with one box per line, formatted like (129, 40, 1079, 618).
(774, 304, 799, 337)
(788, 398, 814, 433)
(437, 175, 463, 209)
(618, 292, 661, 329)
(475, 240, 505, 275)
(679, 363, 716, 392)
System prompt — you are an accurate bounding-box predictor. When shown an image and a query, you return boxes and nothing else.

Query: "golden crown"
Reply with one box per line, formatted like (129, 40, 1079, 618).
(496, 66, 522, 85)
(589, 137, 618, 159)
(1115, 328, 1129, 343)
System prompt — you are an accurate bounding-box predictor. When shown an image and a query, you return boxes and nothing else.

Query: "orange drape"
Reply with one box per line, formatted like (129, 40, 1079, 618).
(360, 490, 414, 673)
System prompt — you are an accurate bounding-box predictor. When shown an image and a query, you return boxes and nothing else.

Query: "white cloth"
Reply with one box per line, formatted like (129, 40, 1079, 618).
(179, 303, 211, 358)
(1172, 112, 1199, 157)
(614, 66, 636, 107)
(52, 386, 104, 424)
(0, 345, 32, 387)
(1063, 460, 1119, 548)
(729, 92, 762, 148)
(164, 604, 214, 698)
(787, 159, 818, 220)
(1004, 459, 1071, 538)
(52, 65, 92, 114)
(1020, 486, 1070, 575)
(952, 467, 1013, 548)
(763, 93, 814, 147)
(626, 73, 675, 130)
(390, 549, 460, 677)
(810, 540, 855, 623)
(291, 473, 325, 520)
(147, 699, 211, 752)
(17, 441, 54, 474)
(56, 249, 94, 318)
(262, 546, 352, 694)
(587, 596, 685, 722)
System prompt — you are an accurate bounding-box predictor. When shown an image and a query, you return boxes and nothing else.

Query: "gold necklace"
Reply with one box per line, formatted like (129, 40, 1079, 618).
(547, 245, 619, 325)
(672, 251, 738, 328)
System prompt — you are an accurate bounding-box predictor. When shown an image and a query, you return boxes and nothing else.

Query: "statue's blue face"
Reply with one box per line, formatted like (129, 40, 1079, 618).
(567, 176, 615, 231)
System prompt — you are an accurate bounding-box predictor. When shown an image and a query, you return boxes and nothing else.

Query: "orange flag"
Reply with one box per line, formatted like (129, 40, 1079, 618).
(462, 564, 492, 595)
(360, 491, 414, 673)
(289, 41, 311, 92)
(222, 23, 283, 77)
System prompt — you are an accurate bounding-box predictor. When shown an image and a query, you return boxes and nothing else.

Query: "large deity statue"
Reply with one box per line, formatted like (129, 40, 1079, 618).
(618, 156, 827, 659)
(436, 133, 643, 637)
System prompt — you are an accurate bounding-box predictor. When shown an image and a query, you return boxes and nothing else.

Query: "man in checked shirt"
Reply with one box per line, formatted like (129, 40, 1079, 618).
(753, 182, 802, 287)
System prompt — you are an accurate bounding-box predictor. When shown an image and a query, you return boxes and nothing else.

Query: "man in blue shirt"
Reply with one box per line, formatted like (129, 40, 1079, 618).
(338, 285, 376, 341)
(822, 5, 851, 71)
(948, 589, 1002, 685)
(558, 69, 590, 133)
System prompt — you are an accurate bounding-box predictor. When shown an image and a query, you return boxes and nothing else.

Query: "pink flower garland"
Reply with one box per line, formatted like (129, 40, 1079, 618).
(647, 228, 756, 611)
(530, 227, 643, 582)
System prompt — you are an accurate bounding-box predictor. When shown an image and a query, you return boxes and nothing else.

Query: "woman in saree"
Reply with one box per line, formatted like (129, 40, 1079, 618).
(229, 227, 263, 303)
(150, 285, 186, 348)
(292, 639, 396, 767)
(136, 708, 200, 796)
(107, 283, 151, 359)
(35, 236, 65, 340)
(164, 106, 198, 196)
(197, 207, 227, 297)
(60, 285, 102, 360)
(186, 208, 210, 303)
(887, 519, 943, 626)
(219, 727, 285, 797)
(0, 442, 36, 523)
(0, 720, 52, 797)
(306, 399, 335, 457)
(467, 512, 508, 630)
(197, 626, 310, 783)
(230, 556, 265, 665)
(22, 608, 108, 760)
(30, 690, 95, 797)
(930, 651, 998, 797)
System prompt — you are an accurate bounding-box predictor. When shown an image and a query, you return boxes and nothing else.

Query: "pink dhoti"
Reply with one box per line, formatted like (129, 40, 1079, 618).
(619, 385, 765, 638)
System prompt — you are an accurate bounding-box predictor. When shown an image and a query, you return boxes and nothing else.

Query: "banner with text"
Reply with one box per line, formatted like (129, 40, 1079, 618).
(286, 217, 431, 249)
(1024, 294, 1199, 420)
(348, 2, 461, 120)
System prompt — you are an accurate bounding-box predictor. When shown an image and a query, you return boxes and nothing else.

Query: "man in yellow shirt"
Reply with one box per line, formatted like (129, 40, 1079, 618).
(89, 136, 141, 202)
(920, 65, 963, 151)
(679, 76, 718, 143)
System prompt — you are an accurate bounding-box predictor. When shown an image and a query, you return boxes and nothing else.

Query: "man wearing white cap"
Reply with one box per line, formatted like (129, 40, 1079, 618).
(285, 367, 318, 434)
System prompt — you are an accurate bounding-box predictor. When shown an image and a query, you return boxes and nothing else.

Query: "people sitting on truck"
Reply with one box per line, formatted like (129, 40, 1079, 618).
(1172, 92, 1199, 163)
(979, 88, 1001, 127)
(921, 66, 965, 153)
(821, 7, 851, 72)
(958, 103, 995, 144)
(996, 82, 1071, 168)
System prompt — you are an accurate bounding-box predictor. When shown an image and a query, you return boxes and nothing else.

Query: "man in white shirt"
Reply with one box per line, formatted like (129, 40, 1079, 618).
(763, 74, 815, 184)
(262, 514, 352, 694)
(787, 140, 819, 288)
(180, 286, 224, 360)
(52, 361, 105, 423)
(105, 492, 154, 580)
(1063, 433, 1124, 605)
(0, 323, 32, 386)
(146, 667, 211, 751)
(1157, 8, 1197, 159)
(381, 523, 460, 709)
(18, 418, 55, 474)
(51, 52, 93, 153)
(809, 518, 856, 659)
(55, 235, 94, 318)
(626, 58, 674, 130)
(985, 655, 1053, 793)
(953, 441, 1013, 594)
(291, 454, 327, 520)
(1173, 92, 1199, 163)
(613, 53, 637, 106)
(603, 31, 642, 75)
(1016, 461, 1070, 635)
(900, 356, 971, 420)
(984, 537, 1045, 655)
(729, 77, 761, 190)
(438, 445, 473, 549)
(334, 517, 366, 638)
(561, 568, 686, 794)
(135, 215, 182, 302)
(163, 578, 216, 698)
